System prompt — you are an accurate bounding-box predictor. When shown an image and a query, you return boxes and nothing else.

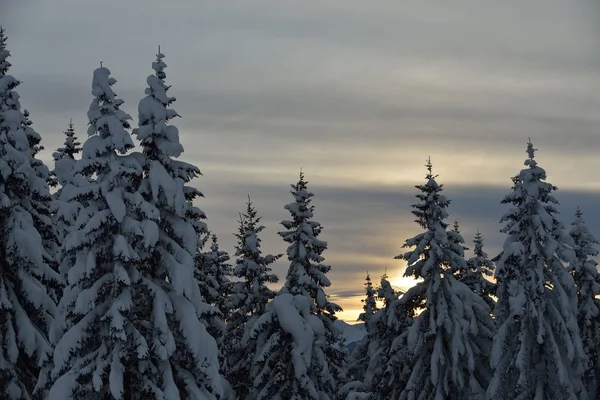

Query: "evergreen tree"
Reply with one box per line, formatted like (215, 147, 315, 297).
(346, 272, 380, 384)
(345, 274, 415, 400)
(569, 207, 600, 398)
(49, 59, 223, 398)
(51, 119, 82, 189)
(488, 141, 586, 400)
(196, 233, 233, 329)
(51, 120, 83, 251)
(132, 50, 225, 398)
(225, 197, 280, 399)
(463, 230, 496, 310)
(394, 159, 494, 399)
(0, 27, 61, 399)
(358, 272, 378, 326)
(246, 172, 347, 399)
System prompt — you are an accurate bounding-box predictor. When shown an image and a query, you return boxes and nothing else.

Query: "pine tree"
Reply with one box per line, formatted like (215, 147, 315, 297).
(51, 119, 82, 190)
(194, 233, 231, 367)
(132, 50, 224, 398)
(346, 272, 379, 384)
(488, 141, 586, 400)
(246, 172, 347, 399)
(463, 230, 496, 310)
(225, 197, 280, 399)
(345, 273, 415, 400)
(394, 159, 494, 399)
(570, 207, 600, 398)
(49, 60, 224, 398)
(196, 233, 233, 327)
(358, 272, 378, 326)
(0, 27, 61, 399)
(51, 120, 83, 251)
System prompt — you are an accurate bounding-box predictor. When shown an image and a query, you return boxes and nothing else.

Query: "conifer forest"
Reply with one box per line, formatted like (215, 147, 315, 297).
(1, 25, 599, 400)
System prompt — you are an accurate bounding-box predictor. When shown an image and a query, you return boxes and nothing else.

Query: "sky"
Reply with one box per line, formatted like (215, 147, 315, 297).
(2, 0, 600, 321)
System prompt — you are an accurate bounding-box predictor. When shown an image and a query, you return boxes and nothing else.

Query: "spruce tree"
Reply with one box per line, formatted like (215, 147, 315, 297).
(225, 197, 280, 399)
(488, 141, 586, 400)
(132, 50, 224, 397)
(51, 120, 83, 250)
(196, 233, 233, 332)
(464, 230, 496, 310)
(50, 60, 223, 398)
(246, 172, 347, 399)
(51, 119, 82, 189)
(358, 272, 378, 326)
(393, 159, 494, 399)
(345, 274, 415, 400)
(570, 207, 600, 398)
(346, 272, 379, 384)
(0, 26, 61, 399)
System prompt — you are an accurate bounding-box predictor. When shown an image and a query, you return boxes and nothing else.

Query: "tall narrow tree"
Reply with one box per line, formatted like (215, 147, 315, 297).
(133, 49, 225, 398)
(196, 233, 232, 345)
(464, 230, 496, 309)
(0, 26, 61, 399)
(51, 119, 82, 189)
(570, 207, 600, 398)
(246, 172, 347, 399)
(225, 197, 280, 399)
(488, 141, 586, 400)
(394, 159, 494, 399)
(346, 272, 379, 384)
(51, 120, 83, 251)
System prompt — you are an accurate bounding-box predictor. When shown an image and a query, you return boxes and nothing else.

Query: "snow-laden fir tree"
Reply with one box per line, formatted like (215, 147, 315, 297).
(196, 233, 233, 336)
(0, 27, 61, 399)
(132, 50, 225, 398)
(21, 107, 60, 277)
(463, 230, 496, 310)
(394, 159, 495, 400)
(245, 172, 347, 399)
(225, 197, 281, 399)
(346, 272, 379, 384)
(345, 274, 414, 400)
(49, 59, 224, 399)
(50, 119, 82, 190)
(48, 64, 154, 398)
(569, 207, 600, 398)
(488, 141, 586, 400)
(51, 120, 83, 252)
(358, 272, 378, 326)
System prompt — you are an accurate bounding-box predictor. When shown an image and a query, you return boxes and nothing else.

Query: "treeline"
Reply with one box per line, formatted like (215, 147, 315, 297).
(1, 26, 599, 400)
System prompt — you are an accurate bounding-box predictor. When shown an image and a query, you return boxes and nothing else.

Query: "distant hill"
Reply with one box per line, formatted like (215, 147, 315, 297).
(334, 320, 366, 355)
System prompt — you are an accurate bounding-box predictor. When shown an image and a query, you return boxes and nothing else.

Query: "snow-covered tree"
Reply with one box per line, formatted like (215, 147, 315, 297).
(345, 274, 413, 400)
(358, 272, 377, 326)
(50, 119, 82, 189)
(0, 27, 61, 399)
(49, 58, 224, 399)
(225, 197, 281, 399)
(193, 233, 230, 364)
(463, 230, 496, 310)
(196, 233, 233, 334)
(570, 207, 600, 398)
(488, 141, 586, 400)
(393, 159, 495, 399)
(346, 272, 380, 385)
(132, 50, 225, 398)
(51, 120, 83, 252)
(246, 172, 347, 399)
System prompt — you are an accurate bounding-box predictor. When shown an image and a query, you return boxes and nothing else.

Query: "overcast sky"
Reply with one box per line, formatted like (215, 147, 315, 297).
(2, 0, 600, 321)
